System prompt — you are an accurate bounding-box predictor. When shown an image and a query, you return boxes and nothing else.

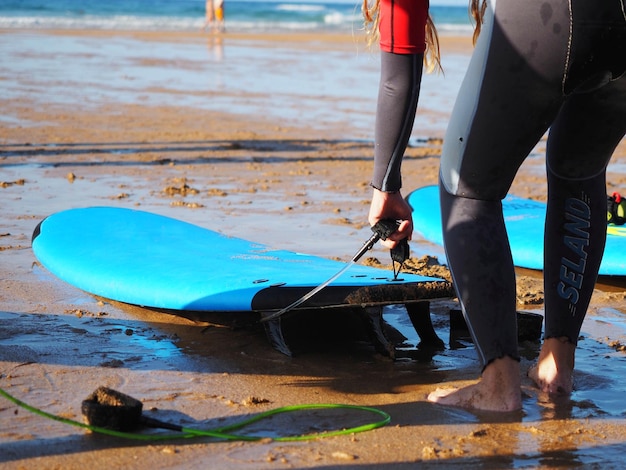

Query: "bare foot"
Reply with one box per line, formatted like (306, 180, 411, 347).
(427, 356, 522, 412)
(528, 337, 575, 395)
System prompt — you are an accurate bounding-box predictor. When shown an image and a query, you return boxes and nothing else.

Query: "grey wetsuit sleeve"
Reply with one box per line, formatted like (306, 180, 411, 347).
(371, 51, 423, 192)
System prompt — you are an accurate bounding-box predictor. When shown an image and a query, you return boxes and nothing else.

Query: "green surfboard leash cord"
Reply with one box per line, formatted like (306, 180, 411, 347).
(0, 386, 390, 442)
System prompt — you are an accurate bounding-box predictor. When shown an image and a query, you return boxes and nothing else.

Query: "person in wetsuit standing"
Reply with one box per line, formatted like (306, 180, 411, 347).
(372, 0, 626, 411)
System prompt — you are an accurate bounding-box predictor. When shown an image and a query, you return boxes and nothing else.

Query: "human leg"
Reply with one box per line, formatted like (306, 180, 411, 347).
(429, 184, 524, 411)
(532, 77, 626, 394)
(432, 0, 567, 411)
(203, 0, 215, 31)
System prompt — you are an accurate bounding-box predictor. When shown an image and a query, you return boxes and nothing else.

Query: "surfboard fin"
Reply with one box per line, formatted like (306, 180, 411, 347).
(260, 306, 397, 358)
(260, 314, 293, 356)
(362, 305, 397, 359)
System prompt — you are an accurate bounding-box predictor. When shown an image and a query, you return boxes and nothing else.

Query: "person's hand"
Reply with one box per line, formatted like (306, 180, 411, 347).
(368, 188, 413, 249)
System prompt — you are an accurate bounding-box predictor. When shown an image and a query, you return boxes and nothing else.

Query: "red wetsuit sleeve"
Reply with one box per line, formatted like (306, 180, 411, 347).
(379, 0, 428, 54)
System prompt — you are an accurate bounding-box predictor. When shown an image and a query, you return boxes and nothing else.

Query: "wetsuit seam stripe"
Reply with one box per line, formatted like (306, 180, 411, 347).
(562, 0, 573, 95)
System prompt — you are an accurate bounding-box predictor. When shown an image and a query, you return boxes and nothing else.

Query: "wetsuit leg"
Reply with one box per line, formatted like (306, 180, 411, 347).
(440, 187, 519, 365)
(544, 78, 626, 343)
(544, 171, 607, 344)
(439, 0, 568, 366)
(440, 0, 626, 367)
(371, 51, 424, 192)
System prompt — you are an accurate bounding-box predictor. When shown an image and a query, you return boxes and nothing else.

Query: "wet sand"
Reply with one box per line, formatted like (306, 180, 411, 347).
(2, 28, 626, 468)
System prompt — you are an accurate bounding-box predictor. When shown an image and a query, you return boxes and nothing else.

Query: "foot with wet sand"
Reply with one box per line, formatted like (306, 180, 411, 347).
(528, 337, 576, 395)
(428, 337, 577, 412)
(428, 356, 523, 412)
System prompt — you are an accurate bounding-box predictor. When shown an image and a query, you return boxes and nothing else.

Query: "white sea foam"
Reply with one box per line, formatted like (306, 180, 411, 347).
(275, 4, 326, 12)
(0, 2, 471, 33)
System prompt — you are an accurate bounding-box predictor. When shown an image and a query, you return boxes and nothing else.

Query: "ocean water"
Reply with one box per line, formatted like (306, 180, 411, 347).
(0, 0, 472, 34)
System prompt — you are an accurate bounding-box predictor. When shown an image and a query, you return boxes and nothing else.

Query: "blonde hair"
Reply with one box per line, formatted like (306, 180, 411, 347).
(470, 0, 487, 44)
(362, 0, 442, 74)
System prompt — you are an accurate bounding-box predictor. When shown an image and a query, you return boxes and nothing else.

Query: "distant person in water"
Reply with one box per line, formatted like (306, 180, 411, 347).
(214, 0, 225, 32)
(203, 0, 214, 32)
(203, 0, 224, 33)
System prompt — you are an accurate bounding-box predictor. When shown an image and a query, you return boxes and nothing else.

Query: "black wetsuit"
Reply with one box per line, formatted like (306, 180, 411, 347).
(439, 0, 626, 366)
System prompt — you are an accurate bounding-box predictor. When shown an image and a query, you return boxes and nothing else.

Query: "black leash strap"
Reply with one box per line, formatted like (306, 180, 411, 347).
(260, 219, 409, 322)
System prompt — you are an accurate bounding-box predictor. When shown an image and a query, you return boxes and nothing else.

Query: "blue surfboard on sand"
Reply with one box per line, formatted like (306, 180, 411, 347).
(32, 207, 453, 356)
(407, 185, 626, 276)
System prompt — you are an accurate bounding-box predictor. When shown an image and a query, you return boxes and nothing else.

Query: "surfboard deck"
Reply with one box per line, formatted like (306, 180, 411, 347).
(32, 206, 454, 356)
(407, 185, 626, 276)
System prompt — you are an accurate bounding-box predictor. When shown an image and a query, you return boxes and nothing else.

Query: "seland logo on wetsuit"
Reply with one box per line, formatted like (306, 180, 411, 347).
(558, 197, 591, 310)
